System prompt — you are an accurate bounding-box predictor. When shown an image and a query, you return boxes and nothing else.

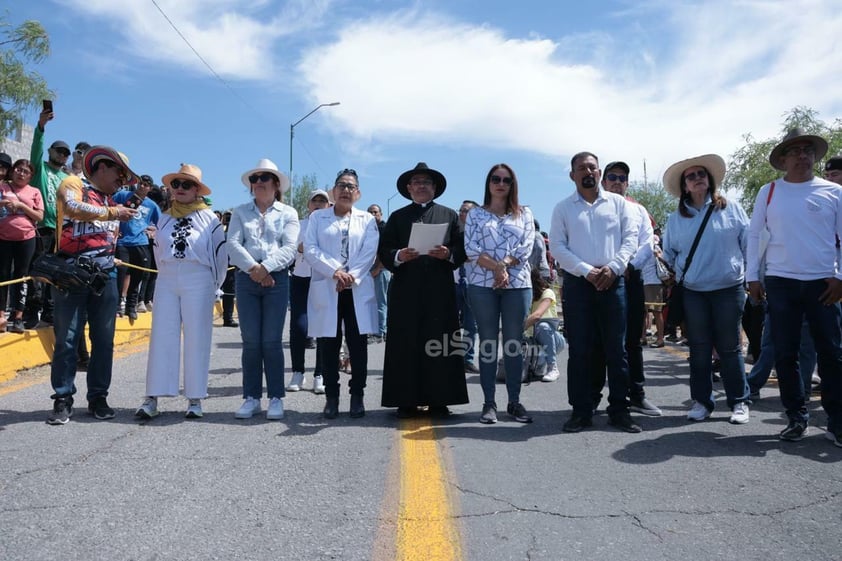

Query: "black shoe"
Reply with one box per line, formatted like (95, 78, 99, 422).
(464, 362, 480, 374)
(88, 397, 115, 420)
(323, 397, 339, 419)
(396, 406, 417, 419)
(608, 412, 642, 433)
(222, 320, 239, 327)
(562, 415, 593, 433)
(349, 395, 365, 418)
(507, 402, 533, 423)
(8, 318, 25, 333)
(428, 405, 451, 418)
(127, 309, 138, 322)
(47, 397, 73, 425)
(780, 419, 808, 441)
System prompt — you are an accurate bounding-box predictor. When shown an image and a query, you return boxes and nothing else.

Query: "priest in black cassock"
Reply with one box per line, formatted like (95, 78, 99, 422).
(379, 162, 469, 418)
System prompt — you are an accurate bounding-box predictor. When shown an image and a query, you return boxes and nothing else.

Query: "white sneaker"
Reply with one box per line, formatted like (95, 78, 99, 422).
(135, 396, 159, 419)
(286, 372, 306, 392)
(185, 399, 203, 419)
(729, 402, 750, 424)
(235, 397, 261, 419)
(266, 397, 285, 420)
(312, 375, 325, 394)
(687, 401, 711, 421)
(541, 364, 560, 382)
(136, 302, 148, 313)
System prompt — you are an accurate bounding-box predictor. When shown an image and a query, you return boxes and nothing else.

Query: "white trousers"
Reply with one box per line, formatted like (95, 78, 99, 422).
(145, 261, 216, 399)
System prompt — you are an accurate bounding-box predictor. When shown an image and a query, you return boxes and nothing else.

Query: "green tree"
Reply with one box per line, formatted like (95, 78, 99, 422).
(724, 106, 842, 214)
(627, 180, 675, 229)
(0, 17, 52, 138)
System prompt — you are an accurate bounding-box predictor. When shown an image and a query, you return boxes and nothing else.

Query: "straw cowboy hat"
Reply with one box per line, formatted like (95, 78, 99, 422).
(162, 163, 212, 196)
(83, 146, 140, 186)
(396, 162, 447, 200)
(662, 154, 726, 198)
(768, 128, 829, 171)
(241, 158, 290, 193)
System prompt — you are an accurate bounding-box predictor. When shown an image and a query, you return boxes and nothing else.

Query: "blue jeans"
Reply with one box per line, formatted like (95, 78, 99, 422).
(562, 273, 629, 419)
(50, 276, 118, 400)
(235, 270, 289, 399)
(455, 280, 477, 364)
(747, 309, 816, 394)
(467, 285, 531, 405)
(683, 284, 748, 410)
(765, 276, 842, 428)
(532, 320, 565, 367)
(372, 269, 390, 337)
(289, 275, 322, 375)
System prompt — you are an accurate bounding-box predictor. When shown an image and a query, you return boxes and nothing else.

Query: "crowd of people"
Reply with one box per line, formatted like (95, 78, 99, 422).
(3, 108, 842, 448)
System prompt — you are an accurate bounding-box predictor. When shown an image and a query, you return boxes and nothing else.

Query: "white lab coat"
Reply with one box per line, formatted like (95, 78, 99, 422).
(303, 206, 379, 337)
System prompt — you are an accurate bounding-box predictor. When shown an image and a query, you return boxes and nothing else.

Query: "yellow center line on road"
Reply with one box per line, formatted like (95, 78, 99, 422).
(395, 416, 462, 561)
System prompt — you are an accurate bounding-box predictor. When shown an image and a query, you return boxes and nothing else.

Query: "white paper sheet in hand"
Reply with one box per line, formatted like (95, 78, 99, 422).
(408, 223, 448, 254)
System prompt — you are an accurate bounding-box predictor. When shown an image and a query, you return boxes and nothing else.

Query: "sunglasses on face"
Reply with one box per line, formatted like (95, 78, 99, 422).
(53, 149, 70, 157)
(335, 182, 359, 191)
(248, 172, 275, 184)
(683, 169, 708, 182)
(170, 179, 198, 190)
(490, 175, 513, 185)
(409, 179, 433, 187)
(605, 173, 628, 182)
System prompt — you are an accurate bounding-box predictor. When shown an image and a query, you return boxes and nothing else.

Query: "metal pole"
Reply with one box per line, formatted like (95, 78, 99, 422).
(289, 102, 340, 202)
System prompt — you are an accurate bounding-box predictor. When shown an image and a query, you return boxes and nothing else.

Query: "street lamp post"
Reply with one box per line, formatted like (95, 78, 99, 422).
(289, 102, 340, 200)
(386, 191, 402, 218)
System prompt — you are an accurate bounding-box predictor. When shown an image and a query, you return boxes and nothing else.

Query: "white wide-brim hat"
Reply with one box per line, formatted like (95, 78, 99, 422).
(241, 158, 290, 193)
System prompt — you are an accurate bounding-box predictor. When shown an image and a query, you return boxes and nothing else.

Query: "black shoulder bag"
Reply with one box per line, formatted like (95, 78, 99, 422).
(666, 204, 715, 326)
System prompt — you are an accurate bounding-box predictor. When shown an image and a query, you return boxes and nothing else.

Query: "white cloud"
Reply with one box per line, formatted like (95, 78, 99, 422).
(56, 0, 334, 79)
(298, 1, 842, 182)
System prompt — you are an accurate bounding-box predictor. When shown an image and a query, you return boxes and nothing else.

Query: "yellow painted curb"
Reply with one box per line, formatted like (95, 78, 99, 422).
(0, 313, 153, 384)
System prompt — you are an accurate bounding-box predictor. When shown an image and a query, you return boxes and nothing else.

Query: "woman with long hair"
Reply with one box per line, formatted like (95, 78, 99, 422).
(662, 154, 750, 424)
(464, 163, 535, 424)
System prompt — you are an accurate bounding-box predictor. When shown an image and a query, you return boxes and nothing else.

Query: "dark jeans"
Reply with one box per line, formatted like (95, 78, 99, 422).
(221, 266, 235, 322)
(683, 284, 748, 410)
(50, 276, 118, 400)
(455, 279, 477, 364)
(563, 272, 629, 419)
(592, 268, 646, 404)
(319, 289, 367, 399)
(142, 241, 157, 304)
(290, 274, 322, 375)
(26, 227, 55, 320)
(116, 244, 150, 311)
(765, 276, 842, 429)
(0, 237, 36, 313)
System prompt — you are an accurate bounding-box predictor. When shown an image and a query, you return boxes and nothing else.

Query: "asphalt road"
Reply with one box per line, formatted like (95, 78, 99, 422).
(1, 321, 841, 561)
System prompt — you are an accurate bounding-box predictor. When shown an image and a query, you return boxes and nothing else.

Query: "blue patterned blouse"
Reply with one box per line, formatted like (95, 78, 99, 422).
(464, 205, 535, 289)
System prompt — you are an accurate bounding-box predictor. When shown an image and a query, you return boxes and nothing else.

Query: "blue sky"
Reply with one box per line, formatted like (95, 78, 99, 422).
(11, 0, 842, 229)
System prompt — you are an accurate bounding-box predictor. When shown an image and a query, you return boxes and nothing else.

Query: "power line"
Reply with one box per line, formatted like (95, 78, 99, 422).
(150, 0, 258, 115)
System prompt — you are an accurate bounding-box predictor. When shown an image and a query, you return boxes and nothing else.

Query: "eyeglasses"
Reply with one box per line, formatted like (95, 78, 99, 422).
(409, 179, 433, 187)
(74, 149, 84, 157)
(490, 175, 513, 186)
(683, 169, 708, 182)
(605, 173, 628, 182)
(13, 167, 32, 176)
(784, 145, 816, 157)
(336, 168, 358, 179)
(171, 179, 198, 190)
(335, 182, 359, 191)
(248, 172, 275, 184)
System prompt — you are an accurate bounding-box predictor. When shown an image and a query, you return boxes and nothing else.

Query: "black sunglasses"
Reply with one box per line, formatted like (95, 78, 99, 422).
(248, 172, 276, 184)
(171, 179, 198, 190)
(490, 175, 513, 185)
(336, 168, 357, 179)
(605, 173, 628, 182)
(683, 169, 708, 182)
